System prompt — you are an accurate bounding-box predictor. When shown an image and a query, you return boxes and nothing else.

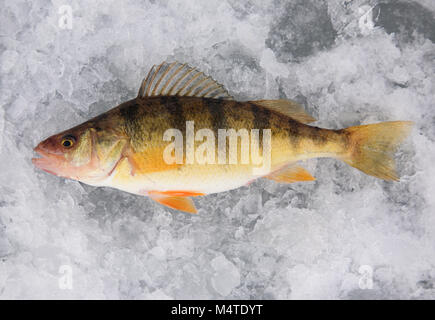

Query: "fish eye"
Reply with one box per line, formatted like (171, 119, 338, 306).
(61, 135, 76, 148)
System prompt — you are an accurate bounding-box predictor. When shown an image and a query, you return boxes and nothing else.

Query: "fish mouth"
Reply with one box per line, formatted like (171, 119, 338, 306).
(32, 145, 59, 176)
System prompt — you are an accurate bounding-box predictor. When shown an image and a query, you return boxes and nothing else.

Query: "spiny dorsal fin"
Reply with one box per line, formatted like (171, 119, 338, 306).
(137, 61, 233, 100)
(265, 165, 315, 183)
(251, 99, 316, 124)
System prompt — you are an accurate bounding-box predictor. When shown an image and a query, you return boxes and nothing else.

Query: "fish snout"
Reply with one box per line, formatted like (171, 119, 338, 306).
(32, 140, 63, 175)
(35, 136, 64, 155)
(33, 141, 45, 156)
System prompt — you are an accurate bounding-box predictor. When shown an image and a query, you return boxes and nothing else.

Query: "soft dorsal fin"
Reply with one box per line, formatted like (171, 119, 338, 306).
(137, 61, 233, 100)
(251, 99, 316, 124)
(265, 165, 315, 183)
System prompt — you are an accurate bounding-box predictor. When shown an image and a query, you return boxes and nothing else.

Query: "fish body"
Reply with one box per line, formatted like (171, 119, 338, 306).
(33, 62, 412, 213)
(83, 96, 344, 194)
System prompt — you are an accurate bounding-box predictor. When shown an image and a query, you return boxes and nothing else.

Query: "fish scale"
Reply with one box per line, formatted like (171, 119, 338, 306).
(32, 61, 413, 213)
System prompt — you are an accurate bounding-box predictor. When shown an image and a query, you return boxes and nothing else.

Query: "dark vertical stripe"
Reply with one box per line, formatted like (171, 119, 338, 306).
(251, 102, 272, 151)
(120, 100, 140, 129)
(251, 102, 271, 130)
(120, 100, 142, 146)
(203, 98, 232, 163)
(307, 125, 328, 145)
(164, 96, 186, 132)
(287, 118, 300, 137)
(287, 118, 301, 148)
(204, 98, 227, 133)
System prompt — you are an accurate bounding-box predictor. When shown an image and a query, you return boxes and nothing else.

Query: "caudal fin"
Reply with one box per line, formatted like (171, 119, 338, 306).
(341, 121, 413, 181)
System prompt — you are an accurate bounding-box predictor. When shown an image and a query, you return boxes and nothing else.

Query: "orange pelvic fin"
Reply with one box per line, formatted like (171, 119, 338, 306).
(265, 165, 315, 183)
(148, 192, 198, 214)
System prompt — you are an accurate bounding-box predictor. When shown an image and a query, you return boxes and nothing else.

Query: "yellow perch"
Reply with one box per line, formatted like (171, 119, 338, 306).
(33, 61, 413, 213)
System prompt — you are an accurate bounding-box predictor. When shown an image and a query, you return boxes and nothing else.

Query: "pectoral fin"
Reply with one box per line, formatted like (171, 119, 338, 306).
(148, 193, 198, 214)
(265, 165, 315, 183)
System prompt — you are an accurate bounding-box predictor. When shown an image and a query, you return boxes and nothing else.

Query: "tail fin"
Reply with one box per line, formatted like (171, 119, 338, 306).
(341, 121, 413, 181)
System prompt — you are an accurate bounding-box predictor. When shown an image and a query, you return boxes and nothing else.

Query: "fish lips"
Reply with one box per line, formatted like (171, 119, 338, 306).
(32, 144, 62, 176)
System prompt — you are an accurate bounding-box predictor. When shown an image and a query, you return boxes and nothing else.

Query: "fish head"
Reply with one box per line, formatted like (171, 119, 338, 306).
(32, 125, 101, 182)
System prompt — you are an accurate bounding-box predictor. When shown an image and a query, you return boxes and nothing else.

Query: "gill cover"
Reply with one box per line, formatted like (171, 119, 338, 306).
(64, 128, 94, 166)
(92, 129, 128, 177)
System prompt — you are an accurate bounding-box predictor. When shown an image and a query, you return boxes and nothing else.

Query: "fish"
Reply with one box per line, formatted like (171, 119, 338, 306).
(32, 61, 413, 214)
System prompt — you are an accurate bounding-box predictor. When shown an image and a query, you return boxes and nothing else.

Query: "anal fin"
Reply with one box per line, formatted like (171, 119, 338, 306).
(265, 165, 315, 183)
